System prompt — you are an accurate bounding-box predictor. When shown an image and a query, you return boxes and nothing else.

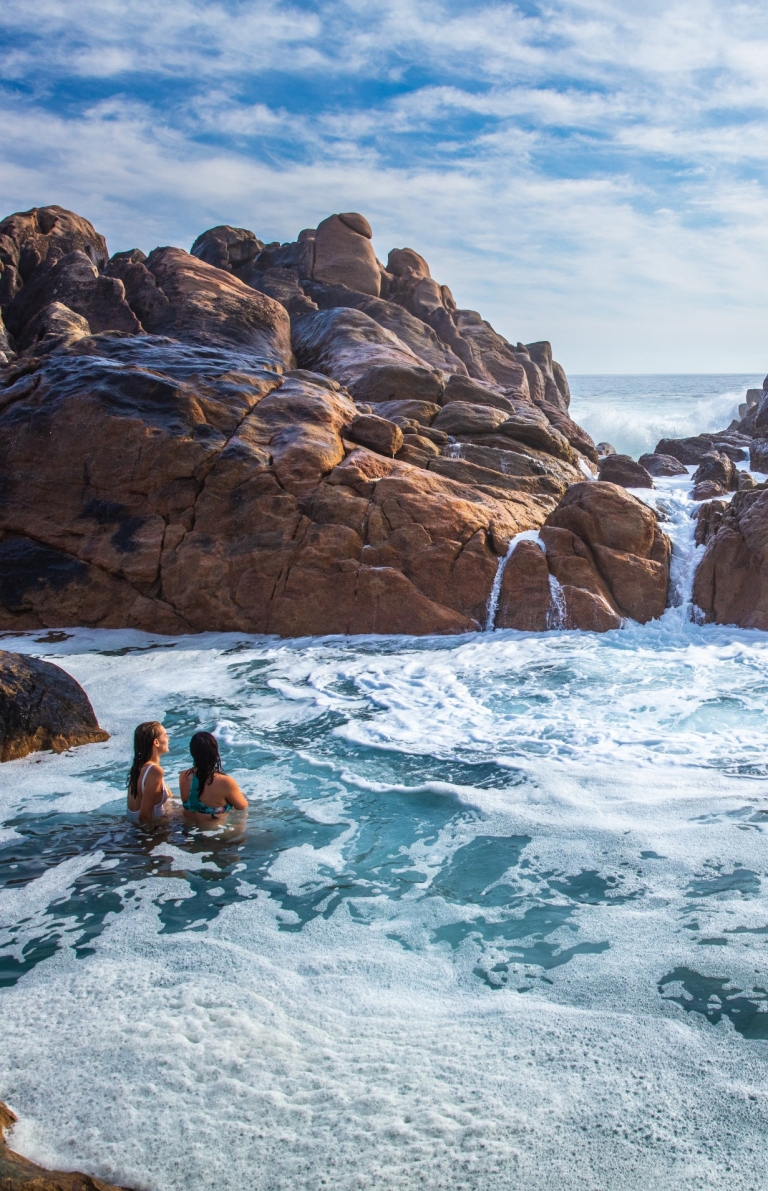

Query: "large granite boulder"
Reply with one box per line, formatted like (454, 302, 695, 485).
(692, 485, 768, 628)
(0, 652, 109, 761)
(190, 224, 264, 273)
(497, 482, 670, 631)
(598, 454, 654, 489)
(692, 450, 736, 492)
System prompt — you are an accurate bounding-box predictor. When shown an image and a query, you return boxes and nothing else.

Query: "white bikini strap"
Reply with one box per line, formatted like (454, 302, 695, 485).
(141, 764, 153, 793)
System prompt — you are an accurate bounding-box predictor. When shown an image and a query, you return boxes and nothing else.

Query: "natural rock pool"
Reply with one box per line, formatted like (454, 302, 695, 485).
(3, 463, 768, 1190)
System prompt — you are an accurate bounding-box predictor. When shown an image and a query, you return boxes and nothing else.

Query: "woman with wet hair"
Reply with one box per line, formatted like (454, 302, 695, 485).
(180, 731, 248, 820)
(127, 721, 172, 825)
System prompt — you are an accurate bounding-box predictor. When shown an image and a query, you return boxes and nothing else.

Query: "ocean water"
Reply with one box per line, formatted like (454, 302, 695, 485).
(2, 379, 768, 1191)
(569, 373, 762, 458)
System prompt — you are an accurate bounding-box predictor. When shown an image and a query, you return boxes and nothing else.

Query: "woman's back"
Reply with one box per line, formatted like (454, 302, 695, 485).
(180, 768, 246, 814)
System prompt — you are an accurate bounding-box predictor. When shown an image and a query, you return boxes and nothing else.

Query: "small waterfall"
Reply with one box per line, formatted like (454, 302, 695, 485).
(547, 573, 568, 629)
(486, 530, 544, 632)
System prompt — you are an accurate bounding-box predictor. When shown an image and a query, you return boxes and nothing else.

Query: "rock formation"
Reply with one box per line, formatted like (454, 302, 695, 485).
(597, 454, 654, 489)
(0, 1100, 128, 1190)
(2, 202, 675, 637)
(692, 486, 768, 629)
(0, 651, 108, 761)
(496, 483, 670, 631)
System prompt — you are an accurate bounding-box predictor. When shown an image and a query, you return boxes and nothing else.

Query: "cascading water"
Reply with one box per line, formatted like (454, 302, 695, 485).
(546, 573, 568, 628)
(485, 530, 543, 630)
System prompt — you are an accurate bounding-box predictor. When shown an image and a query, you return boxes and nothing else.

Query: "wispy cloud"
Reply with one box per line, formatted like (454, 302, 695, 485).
(1, 0, 767, 370)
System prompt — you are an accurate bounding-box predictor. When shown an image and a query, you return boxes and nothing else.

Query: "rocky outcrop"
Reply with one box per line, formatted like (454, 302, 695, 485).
(0, 202, 605, 638)
(496, 483, 670, 631)
(692, 485, 768, 629)
(0, 1100, 128, 1190)
(638, 452, 687, 477)
(0, 652, 108, 761)
(597, 454, 653, 489)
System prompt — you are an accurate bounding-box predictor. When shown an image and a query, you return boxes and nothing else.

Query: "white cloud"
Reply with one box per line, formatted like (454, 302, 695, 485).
(1, 0, 768, 371)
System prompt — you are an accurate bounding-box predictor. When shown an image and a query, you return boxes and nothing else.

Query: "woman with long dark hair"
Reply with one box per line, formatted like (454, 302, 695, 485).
(180, 731, 247, 821)
(127, 720, 171, 825)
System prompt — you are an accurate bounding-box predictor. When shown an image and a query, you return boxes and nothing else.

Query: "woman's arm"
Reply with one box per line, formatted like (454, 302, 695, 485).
(223, 776, 248, 810)
(139, 764, 164, 825)
(179, 769, 191, 802)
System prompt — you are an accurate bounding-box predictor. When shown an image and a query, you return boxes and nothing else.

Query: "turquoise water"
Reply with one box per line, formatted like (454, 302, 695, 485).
(1, 379, 768, 1190)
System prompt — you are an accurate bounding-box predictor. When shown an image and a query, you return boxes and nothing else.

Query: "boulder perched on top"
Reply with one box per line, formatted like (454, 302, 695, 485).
(0, 651, 109, 761)
(0, 205, 108, 309)
(312, 213, 381, 297)
(598, 453, 654, 488)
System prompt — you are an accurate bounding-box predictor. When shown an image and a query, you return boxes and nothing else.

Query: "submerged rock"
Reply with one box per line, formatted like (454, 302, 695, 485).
(0, 651, 108, 761)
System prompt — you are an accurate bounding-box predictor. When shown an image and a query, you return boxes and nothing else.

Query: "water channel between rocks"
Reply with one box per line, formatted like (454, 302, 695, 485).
(3, 388, 768, 1190)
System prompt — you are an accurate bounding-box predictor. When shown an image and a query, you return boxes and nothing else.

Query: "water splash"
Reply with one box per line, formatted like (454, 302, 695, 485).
(485, 530, 543, 631)
(547, 573, 568, 628)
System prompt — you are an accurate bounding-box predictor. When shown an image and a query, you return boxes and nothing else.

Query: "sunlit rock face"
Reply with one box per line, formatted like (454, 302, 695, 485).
(0, 203, 637, 638)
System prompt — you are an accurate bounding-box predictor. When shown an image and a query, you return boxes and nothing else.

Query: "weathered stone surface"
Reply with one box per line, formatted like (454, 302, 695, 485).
(140, 247, 293, 365)
(496, 540, 552, 630)
(692, 480, 727, 502)
(6, 251, 140, 348)
(312, 213, 380, 296)
(656, 434, 748, 465)
(525, 341, 570, 411)
(304, 281, 467, 373)
(693, 486, 768, 628)
(597, 442, 617, 457)
(365, 399, 441, 427)
(292, 308, 434, 390)
(0, 1099, 129, 1189)
(750, 439, 768, 473)
(543, 408, 598, 463)
(692, 451, 736, 491)
(440, 373, 514, 412)
(190, 224, 264, 273)
(21, 302, 91, 355)
(345, 414, 404, 457)
(694, 499, 728, 547)
(639, 452, 688, 477)
(0, 651, 109, 761)
(545, 482, 669, 623)
(246, 266, 318, 316)
(0, 206, 108, 312)
(738, 470, 758, 491)
(349, 363, 444, 405)
(598, 454, 654, 489)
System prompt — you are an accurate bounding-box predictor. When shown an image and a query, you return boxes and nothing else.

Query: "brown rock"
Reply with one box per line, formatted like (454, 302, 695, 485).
(545, 482, 669, 622)
(312, 213, 381, 296)
(365, 399, 441, 427)
(638, 453, 688, 477)
(738, 470, 758, 491)
(5, 251, 140, 348)
(0, 1099, 129, 1190)
(190, 224, 264, 273)
(141, 247, 293, 365)
(432, 402, 508, 437)
(598, 454, 654, 489)
(428, 456, 564, 500)
(694, 499, 728, 547)
(292, 307, 435, 390)
(692, 450, 736, 491)
(0, 651, 109, 761)
(349, 364, 444, 405)
(597, 442, 617, 457)
(543, 407, 598, 463)
(0, 206, 108, 311)
(496, 539, 551, 630)
(692, 486, 768, 628)
(692, 480, 727, 502)
(345, 414, 404, 457)
(525, 341, 570, 411)
(21, 302, 91, 355)
(245, 267, 318, 317)
(439, 373, 514, 412)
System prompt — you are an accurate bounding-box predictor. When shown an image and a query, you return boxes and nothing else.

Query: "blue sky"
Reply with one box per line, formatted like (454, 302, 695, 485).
(1, 0, 767, 372)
